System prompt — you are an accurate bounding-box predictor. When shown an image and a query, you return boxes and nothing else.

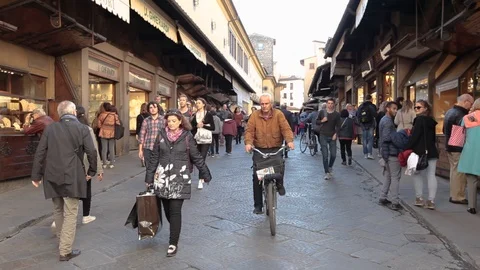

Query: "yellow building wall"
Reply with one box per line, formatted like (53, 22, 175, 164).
(0, 40, 55, 100)
(303, 56, 317, 101)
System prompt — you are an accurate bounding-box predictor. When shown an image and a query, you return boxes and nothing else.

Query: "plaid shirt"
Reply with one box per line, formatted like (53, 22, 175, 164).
(139, 115, 164, 150)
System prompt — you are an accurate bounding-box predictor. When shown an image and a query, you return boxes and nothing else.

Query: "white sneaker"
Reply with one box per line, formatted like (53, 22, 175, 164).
(364, 154, 368, 159)
(109, 164, 115, 169)
(82, 216, 96, 224)
(198, 180, 204, 190)
(324, 173, 331, 180)
(367, 154, 374, 160)
(51, 221, 56, 228)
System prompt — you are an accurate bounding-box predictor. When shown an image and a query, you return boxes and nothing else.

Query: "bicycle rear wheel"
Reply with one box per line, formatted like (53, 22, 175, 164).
(267, 182, 276, 236)
(309, 136, 317, 156)
(300, 133, 308, 153)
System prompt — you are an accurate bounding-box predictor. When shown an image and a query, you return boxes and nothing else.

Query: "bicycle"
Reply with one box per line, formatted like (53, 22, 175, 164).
(252, 146, 286, 236)
(299, 123, 318, 156)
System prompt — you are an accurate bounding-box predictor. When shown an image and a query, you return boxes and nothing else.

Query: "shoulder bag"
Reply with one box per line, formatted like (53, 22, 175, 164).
(447, 124, 466, 147)
(194, 112, 212, 144)
(416, 120, 429, 171)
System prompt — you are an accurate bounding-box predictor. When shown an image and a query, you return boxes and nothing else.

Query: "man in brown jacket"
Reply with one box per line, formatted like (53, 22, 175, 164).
(245, 93, 294, 214)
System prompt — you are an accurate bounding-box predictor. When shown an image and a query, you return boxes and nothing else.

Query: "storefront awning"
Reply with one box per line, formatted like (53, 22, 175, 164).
(131, 0, 178, 43)
(436, 50, 480, 94)
(406, 53, 441, 85)
(178, 26, 207, 65)
(92, 0, 130, 23)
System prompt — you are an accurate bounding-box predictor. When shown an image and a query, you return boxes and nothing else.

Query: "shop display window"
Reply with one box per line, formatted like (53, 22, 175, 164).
(157, 95, 169, 111)
(434, 87, 457, 134)
(129, 88, 148, 132)
(408, 85, 416, 102)
(415, 79, 429, 101)
(357, 87, 364, 105)
(88, 75, 115, 125)
(0, 68, 46, 132)
(384, 69, 395, 101)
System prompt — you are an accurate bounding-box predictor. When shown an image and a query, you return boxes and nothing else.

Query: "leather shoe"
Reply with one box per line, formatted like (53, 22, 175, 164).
(277, 185, 286, 196)
(467, 208, 477, 214)
(59, 250, 81, 261)
(253, 207, 264, 214)
(449, 197, 468, 205)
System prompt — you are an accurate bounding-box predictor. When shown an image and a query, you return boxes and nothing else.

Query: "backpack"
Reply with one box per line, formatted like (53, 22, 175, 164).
(359, 105, 374, 124)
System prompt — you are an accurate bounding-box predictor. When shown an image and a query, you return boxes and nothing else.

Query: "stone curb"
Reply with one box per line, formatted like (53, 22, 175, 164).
(0, 170, 145, 243)
(352, 157, 479, 270)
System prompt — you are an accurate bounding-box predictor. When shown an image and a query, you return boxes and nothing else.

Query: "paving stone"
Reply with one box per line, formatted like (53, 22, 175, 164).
(317, 238, 366, 255)
(69, 250, 115, 269)
(404, 234, 443, 244)
(310, 249, 390, 270)
(205, 219, 249, 232)
(228, 256, 300, 270)
(351, 247, 397, 264)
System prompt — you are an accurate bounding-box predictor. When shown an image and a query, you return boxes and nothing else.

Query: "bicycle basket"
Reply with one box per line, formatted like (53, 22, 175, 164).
(254, 158, 285, 181)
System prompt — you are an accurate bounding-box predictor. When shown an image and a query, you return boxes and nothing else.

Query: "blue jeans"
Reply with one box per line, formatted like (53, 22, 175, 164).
(362, 127, 374, 155)
(319, 134, 337, 174)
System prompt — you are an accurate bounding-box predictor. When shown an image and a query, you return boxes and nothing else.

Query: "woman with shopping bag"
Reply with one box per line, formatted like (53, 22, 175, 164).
(190, 98, 215, 189)
(145, 109, 212, 257)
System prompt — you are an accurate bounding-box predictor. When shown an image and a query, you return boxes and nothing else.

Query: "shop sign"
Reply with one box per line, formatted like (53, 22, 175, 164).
(179, 27, 207, 65)
(380, 43, 391, 60)
(436, 79, 458, 95)
(88, 58, 119, 81)
(92, 0, 130, 23)
(355, 0, 369, 28)
(157, 82, 171, 96)
(131, 0, 178, 43)
(361, 60, 372, 78)
(129, 71, 152, 90)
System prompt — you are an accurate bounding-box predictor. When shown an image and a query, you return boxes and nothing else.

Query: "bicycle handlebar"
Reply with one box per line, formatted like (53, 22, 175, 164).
(251, 146, 287, 158)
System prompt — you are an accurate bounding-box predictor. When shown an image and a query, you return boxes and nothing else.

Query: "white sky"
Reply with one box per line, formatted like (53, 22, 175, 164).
(232, 0, 349, 77)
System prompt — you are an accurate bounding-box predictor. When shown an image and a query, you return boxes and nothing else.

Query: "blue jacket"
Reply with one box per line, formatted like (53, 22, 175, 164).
(391, 129, 410, 150)
(379, 115, 401, 160)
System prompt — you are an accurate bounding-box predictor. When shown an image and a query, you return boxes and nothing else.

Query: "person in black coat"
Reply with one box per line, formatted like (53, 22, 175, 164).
(145, 109, 212, 257)
(190, 98, 215, 189)
(31, 101, 97, 261)
(405, 100, 439, 210)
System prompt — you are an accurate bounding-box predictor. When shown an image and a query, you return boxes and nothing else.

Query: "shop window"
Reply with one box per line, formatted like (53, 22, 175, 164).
(357, 87, 364, 105)
(384, 69, 395, 101)
(129, 88, 148, 132)
(415, 79, 429, 101)
(88, 74, 115, 125)
(434, 87, 457, 134)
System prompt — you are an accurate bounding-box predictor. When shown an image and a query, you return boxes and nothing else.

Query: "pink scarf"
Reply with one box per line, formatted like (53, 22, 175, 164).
(166, 127, 184, 142)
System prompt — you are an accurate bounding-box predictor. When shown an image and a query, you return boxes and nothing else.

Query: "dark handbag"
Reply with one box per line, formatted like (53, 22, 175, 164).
(114, 119, 125, 140)
(416, 122, 429, 171)
(135, 191, 162, 240)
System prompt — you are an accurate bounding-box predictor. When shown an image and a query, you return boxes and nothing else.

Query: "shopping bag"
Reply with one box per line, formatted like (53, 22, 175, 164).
(124, 202, 138, 229)
(136, 191, 162, 240)
(447, 125, 466, 147)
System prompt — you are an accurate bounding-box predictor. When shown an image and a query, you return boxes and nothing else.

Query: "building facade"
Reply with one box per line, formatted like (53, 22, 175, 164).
(279, 76, 304, 111)
(301, 41, 328, 102)
(324, 0, 480, 178)
(0, 0, 266, 181)
(249, 33, 276, 75)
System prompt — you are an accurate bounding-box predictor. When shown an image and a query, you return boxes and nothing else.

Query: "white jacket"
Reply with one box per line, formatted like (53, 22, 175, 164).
(405, 152, 419, 176)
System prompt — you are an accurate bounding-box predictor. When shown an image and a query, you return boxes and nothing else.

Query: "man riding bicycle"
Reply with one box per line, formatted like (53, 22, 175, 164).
(245, 93, 294, 214)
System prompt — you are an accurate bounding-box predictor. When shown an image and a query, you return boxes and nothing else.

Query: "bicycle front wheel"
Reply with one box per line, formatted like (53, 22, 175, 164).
(267, 182, 276, 236)
(300, 133, 308, 153)
(309, 136, 317, 156)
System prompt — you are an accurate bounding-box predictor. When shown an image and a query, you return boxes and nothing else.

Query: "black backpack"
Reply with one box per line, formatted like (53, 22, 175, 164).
(359, 105, 374, 124)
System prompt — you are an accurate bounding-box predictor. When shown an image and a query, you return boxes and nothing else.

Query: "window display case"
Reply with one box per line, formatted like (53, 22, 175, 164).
(88, 75, 115, 125)
(129, 87, 148, 132)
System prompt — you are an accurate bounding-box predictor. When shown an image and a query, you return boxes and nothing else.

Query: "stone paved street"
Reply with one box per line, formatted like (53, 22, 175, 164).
(0, 142, 475, 270)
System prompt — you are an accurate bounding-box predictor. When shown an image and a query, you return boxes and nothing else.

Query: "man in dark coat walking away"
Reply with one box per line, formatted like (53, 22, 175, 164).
(280, 104, 294, 158)
(31, 101, 97, 261)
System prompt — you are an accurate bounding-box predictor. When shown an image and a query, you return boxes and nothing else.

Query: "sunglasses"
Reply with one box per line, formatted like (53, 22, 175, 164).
(414, 106, 423, 110)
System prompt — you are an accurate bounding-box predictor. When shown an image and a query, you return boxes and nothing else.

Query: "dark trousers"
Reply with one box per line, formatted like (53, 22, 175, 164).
(210, 134, 220, 154)
(80, 180, 92, 216)
(236, 126, 244, 144)
(197, 144, 210, 160)
(162, 199, 184, 246)
(252, 148, 284, 209)
(143, 148, 153, 170)
(225, 135, 233, 153)
(339, 139, 353, 162)
(319, 135, 337, 174)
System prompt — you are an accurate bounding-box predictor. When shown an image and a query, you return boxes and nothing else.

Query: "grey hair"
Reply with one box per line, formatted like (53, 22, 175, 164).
(32, 108, 46, 116)
(259, 93, 273, 103)
(57, 101, 76, 117)
(473, 98, 480, 111)
(458, 94, 473, 103)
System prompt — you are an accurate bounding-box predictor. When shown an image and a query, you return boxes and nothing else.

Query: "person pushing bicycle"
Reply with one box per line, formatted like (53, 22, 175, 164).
(245, 93, 294, 214)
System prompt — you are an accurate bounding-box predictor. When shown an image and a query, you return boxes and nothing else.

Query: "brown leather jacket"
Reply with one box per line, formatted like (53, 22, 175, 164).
(244, 109, 294, 148)
(97, 112, 120, 139)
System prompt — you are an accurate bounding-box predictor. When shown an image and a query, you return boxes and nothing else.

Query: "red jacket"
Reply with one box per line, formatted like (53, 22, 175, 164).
(398, 149, 413, 167)
(24, 115, 54, 136)
(222, 120, 237, 136)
